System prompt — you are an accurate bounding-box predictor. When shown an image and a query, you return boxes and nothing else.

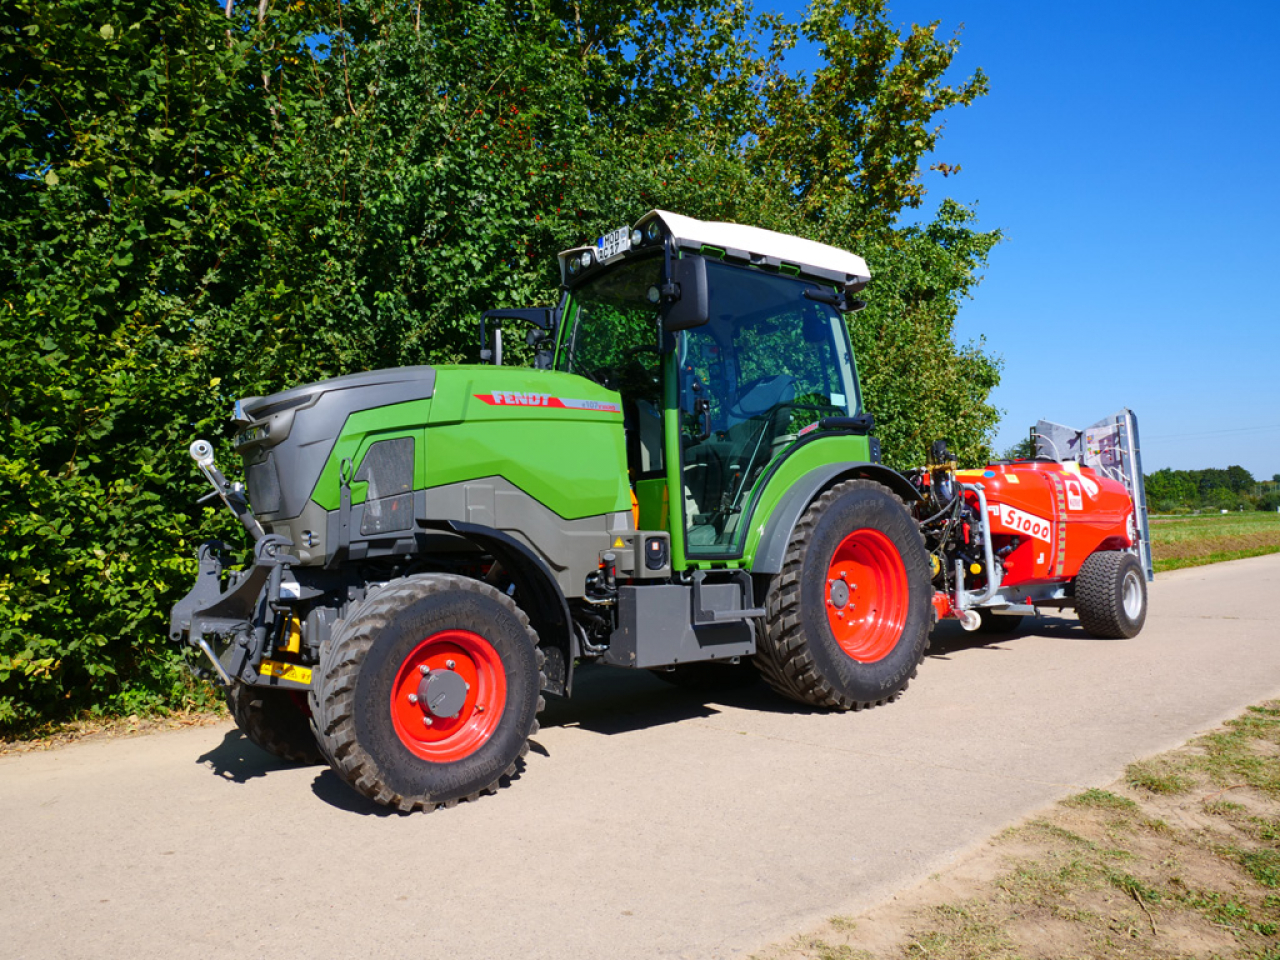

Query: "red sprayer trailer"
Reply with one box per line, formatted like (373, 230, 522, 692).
(913, 410, 1151, 638)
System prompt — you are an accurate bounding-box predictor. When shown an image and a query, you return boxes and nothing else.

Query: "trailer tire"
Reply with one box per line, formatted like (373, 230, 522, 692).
(1074, 551, 1147, 639)
(226, 682, 324, 765)
(310, 574, 544, 812)
(755, 480, 932, 710)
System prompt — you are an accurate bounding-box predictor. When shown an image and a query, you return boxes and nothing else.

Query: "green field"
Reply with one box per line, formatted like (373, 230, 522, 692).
(1149, 511, 1280, 572)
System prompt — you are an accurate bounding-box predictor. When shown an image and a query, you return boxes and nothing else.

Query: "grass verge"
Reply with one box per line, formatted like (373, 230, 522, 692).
(1150, 512, 1280, 572)
(755, 700, 1280, 960)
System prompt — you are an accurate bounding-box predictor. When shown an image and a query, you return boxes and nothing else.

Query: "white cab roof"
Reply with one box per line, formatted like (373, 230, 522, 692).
(558, 210, 871, 291)
(645, 210, 870, 289)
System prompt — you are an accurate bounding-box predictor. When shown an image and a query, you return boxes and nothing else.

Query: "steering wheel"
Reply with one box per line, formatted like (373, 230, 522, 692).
(588, 345, 663, 393)
(727, 375, 796, 419)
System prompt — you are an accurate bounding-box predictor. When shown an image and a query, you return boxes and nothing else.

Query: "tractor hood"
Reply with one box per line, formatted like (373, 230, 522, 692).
(234, 366, 438, 522)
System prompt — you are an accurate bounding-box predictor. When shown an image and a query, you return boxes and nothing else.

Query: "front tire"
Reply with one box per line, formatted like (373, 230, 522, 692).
(755, 480, 932, 710)
(1074, 551, 1147, 639)
(310, 574, 544, 812)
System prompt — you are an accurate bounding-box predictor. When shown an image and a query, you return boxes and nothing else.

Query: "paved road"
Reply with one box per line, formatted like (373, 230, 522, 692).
(4, 554, 1279, 960)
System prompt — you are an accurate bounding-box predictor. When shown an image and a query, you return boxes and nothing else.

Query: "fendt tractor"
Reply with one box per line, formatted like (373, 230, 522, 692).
(170, 211, 1151, 811)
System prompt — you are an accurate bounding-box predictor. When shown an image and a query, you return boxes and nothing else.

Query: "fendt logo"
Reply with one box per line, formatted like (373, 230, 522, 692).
(482, 391, 552, 406)
(473, 393, 623, 414)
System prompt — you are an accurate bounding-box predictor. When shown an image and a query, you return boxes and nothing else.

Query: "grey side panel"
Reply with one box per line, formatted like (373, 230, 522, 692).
(753, 462, 918, 575)
(268, 477, 629, 596)
(604, 585, 755, 669)
(419, 478, 631, 598)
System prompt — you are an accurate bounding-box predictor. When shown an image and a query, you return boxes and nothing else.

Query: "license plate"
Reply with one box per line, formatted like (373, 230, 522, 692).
(596, 226, 631, 261)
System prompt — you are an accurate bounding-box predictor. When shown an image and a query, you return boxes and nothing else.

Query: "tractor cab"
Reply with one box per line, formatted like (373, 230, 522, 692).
(550, 211, 872, 561)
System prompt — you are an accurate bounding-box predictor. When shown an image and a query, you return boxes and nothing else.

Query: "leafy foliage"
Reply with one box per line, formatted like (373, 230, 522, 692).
(1145, 465, 1276, 513)
(1, 0, 1000, 729)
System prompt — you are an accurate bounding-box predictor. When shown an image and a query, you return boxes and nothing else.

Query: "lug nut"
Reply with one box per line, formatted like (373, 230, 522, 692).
(446, 660, 456, 670)
(407, 693, 419, 704)
(423, 716, 433, 726)
(419, 664, 429, 675)
(476, 705, 485, 714)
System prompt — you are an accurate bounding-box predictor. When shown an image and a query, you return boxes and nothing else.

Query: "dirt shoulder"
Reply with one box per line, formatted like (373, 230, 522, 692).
(0, 708, 227, 757)
(755, 701, 1280, 960)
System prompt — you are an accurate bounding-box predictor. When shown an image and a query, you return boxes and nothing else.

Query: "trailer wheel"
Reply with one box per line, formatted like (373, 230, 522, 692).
(756, 479, 932, 710)
(1074, 551, 1147, 639)
(310, 574, 544, 812)
(226, 682, 324, 765)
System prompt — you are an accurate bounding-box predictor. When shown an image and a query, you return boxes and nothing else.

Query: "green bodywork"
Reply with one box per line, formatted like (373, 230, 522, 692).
(309, 366, 630, 521)
(302, 253, 872, 576)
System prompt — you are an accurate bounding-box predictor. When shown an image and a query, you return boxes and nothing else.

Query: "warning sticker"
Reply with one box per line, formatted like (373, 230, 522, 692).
(259, 660, 312, 685)
(474, 393, 622, 414)
(1065, 478, 1083, 511)
(990, 503, 1052, 542)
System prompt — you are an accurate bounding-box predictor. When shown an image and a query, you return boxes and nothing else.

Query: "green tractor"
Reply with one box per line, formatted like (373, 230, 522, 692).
(170, 211, 933, 811)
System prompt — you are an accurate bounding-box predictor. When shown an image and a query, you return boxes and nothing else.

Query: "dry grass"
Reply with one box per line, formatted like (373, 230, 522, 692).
(755, 700, 1280, 960)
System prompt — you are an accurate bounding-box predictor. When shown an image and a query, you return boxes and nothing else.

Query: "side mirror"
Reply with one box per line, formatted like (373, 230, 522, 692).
(662, 256, 709, 331)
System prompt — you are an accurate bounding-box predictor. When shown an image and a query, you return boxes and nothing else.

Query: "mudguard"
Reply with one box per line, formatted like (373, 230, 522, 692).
(751, 463, 920, 575)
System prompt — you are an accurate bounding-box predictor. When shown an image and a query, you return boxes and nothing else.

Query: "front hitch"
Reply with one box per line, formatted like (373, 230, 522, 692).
(169, 534, 299, 686)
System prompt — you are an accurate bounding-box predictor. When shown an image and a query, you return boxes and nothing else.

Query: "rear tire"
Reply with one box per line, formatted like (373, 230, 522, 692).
(755, 480, 932, 710)
(1074, 551, 1147, 639)
(226, 681, 324, 765)
(310, 574, 544, 812)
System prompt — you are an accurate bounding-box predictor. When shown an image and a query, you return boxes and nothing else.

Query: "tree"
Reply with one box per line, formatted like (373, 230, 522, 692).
(0, 0, 999, 728)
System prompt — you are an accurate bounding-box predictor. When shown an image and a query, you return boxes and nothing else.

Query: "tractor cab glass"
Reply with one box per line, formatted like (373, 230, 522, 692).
(557, 251, 862, 561)
(679, 260, 859, 556)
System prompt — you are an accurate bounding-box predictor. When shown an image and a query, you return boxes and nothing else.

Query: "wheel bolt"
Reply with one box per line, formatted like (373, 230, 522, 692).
(446, 660, 456, 670)
(423, 716, 433, 726)
(476, 705, 485, 714)
(407, 693, 419, 704)
(419, 664, 429, 675)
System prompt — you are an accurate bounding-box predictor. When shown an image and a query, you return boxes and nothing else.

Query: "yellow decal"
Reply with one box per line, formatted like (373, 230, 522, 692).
(1004, 473, 1019, 483)
(260, 659, 312, 685)
(613, 537, 626, 548)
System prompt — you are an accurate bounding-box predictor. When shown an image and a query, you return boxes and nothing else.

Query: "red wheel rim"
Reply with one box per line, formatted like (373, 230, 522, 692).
(390, 630, 506, 762)
(823, 529, 909, 663)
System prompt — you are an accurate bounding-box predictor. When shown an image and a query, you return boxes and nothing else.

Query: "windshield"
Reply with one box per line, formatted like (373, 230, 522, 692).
(556, 256, 662, 385)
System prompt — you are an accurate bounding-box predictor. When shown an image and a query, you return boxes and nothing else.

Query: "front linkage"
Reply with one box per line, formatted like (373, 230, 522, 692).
(168, 441, 308, 693)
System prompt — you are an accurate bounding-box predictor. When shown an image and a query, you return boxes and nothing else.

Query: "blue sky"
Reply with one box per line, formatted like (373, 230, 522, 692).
(780, 0, 1280, 481)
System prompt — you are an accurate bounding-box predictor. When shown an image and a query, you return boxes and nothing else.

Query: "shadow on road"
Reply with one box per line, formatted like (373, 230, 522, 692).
(195, 728, 314, 783)
(539, 662, 826, 736)
(926, 614, 1097, 657)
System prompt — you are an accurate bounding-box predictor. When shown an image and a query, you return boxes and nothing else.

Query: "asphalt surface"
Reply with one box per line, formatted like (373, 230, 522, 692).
(4, 553, 1279, 960)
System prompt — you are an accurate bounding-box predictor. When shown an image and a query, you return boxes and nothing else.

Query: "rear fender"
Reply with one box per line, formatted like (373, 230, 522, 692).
(750, 463, 919, 576)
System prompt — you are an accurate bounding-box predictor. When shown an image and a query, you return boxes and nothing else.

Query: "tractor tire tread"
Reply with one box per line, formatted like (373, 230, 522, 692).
(310, 574, 544, 813)
(226, 682, 325, 765)
(754, 479, 930, 711)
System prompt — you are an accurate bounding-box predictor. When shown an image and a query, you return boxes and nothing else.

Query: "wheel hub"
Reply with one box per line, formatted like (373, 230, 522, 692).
(418, 669, 468, 719)
(828, 579, 850, 610)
